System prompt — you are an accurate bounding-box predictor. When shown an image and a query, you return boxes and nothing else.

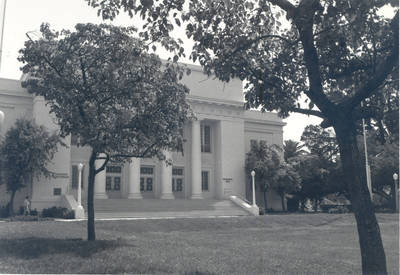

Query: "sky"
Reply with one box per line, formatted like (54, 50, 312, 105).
(0, 0, 324, 141)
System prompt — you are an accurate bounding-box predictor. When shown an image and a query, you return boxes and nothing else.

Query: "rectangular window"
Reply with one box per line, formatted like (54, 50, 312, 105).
(106, 165, 122, 173)
(114, 177, 121, 190)
(172, 167, 184, 192)
(53, 188, 62, 196)
(71, 165, 84, 189)
(140, 166, 154, 192)
(201, 125, 211, 153)
(106, 176, 112, 191)
(201, 171, 209, 191)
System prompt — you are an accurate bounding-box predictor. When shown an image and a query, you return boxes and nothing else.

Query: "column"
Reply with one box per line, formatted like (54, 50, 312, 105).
(128, 157, 142, 199)
(191, 120, 203, 199)
(160, 150, 174, 199)
(94, 154, 108, 199)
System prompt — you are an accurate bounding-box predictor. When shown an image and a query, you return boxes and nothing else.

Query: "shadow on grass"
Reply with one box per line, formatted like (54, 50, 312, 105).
(0, 237, 135, 259)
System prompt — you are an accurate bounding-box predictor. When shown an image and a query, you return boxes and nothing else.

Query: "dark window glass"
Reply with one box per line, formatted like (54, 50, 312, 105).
(106, 176, 112, 190)
(146, 178, 153, 191)
(114, 177, 121, 190)
(106, 166, 122, 173)
(201, 125, 211, 153)
(172, 168, 183, 176)
(201, 171, 209, 191)
(72, 165, 78, 189)
(176, 178, 183, 192)
(53, 188, 62, 196)
(140, 167, 154, 175)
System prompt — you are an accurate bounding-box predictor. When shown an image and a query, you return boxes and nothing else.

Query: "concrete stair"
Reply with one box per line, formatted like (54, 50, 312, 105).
(82, 199, 249, 219)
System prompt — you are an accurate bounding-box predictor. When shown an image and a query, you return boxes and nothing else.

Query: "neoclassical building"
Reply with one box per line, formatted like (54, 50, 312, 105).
(0, 63, 286, 213)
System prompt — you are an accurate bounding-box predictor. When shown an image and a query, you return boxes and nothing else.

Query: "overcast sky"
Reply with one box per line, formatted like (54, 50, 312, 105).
(0, 0, 325, 141)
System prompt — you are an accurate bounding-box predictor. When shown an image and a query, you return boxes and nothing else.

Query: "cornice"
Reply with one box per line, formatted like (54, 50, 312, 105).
(187, 94, 244, 109)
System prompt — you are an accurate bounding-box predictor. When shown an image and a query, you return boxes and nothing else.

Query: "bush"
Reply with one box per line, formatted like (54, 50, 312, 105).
(41, 207, 75, 219)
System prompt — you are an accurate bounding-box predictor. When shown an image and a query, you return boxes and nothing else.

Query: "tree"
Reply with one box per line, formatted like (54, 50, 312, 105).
(19, 23, 191, 240)
(300, 125, 339, 162)
(87, 1, 398, 272)
(0, 119, 61, 216)
(283, 139, 306, 162)
(291, 154, 333, 211)
(272, 162, 301, 211)
(245, 141, 281, 211)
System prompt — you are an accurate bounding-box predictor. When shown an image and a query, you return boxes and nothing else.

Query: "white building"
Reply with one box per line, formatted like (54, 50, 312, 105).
(0, 64, 286, 214)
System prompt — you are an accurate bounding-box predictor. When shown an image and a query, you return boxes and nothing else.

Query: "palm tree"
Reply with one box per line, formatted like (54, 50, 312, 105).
(283, 140, 307, 162)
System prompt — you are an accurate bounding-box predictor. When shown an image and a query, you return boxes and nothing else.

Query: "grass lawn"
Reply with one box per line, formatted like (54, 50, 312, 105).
(0, 213, 397, 274)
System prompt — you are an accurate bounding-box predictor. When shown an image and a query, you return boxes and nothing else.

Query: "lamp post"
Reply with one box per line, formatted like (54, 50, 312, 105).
(361, 102, 372, 198)
(393, 173, 398, 213)
(251, 170, 256, 206)
(75, 163, 85, 219)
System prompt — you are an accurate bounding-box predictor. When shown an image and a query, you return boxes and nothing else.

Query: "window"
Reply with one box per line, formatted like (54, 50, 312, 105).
(201, 171, 209, 191)
(71, 165, 84, 189)
(106, 166, 122, 173)
(172, 167, 184, 192)
(106, 165, 122, 192)
(201, 125, 211, 153)
(140, 166, 154, 192)
(53, 188, 62, 196)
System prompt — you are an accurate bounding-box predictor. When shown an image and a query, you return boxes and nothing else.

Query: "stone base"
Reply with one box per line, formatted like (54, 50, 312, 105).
(190, 194, 203, 199)
(74, 205, 85, 219)
(160, 193, 175, 199)
(127, 193, 143, 199)
(94, 193, 108, 199)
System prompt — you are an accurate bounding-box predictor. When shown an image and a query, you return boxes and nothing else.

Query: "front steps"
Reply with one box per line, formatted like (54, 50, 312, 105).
(82, 199, 249, 219)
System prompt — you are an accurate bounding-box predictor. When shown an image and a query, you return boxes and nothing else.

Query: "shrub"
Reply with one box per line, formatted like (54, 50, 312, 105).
(41, 206, 75, 219)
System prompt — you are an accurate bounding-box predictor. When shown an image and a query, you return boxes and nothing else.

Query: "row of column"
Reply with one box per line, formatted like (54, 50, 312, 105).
(93, 120, 203, 199)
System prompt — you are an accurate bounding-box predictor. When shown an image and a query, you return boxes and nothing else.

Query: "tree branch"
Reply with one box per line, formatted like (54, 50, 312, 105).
(291, 107, 325, 118)
(267, 0, 296, 17)
(342, 11, 399, 112)
(94, 153, 110, 174)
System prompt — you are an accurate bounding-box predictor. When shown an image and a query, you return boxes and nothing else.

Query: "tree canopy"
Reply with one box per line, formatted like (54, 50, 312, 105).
(19, 23, 192, 240)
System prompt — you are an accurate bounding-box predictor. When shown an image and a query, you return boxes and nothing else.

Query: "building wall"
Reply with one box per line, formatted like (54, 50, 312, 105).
(0, 68, 286, 211)
(0, 78, 33, 212)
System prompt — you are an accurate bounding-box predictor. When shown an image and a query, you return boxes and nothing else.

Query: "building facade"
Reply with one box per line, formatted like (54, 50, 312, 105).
(0, 64, 286, 212)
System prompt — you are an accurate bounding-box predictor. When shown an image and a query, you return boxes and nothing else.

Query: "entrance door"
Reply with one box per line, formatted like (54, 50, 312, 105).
(106, 165, 122, 198)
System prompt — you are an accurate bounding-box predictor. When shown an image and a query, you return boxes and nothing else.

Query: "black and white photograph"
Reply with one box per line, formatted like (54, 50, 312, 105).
(0, 0, 398, 274)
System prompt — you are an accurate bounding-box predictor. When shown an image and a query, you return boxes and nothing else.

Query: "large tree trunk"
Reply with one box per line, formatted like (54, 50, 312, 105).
(8, 190, 16, 216)
(335, 123, 387, 274)
(87, 150, 97, 241)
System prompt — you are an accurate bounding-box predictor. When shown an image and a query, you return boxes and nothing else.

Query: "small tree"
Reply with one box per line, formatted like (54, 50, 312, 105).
(1, 119, 61, 216)
(245, 141, 281, 211)
(272, 162, 301, 211)
(19, 23, 191, 240)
